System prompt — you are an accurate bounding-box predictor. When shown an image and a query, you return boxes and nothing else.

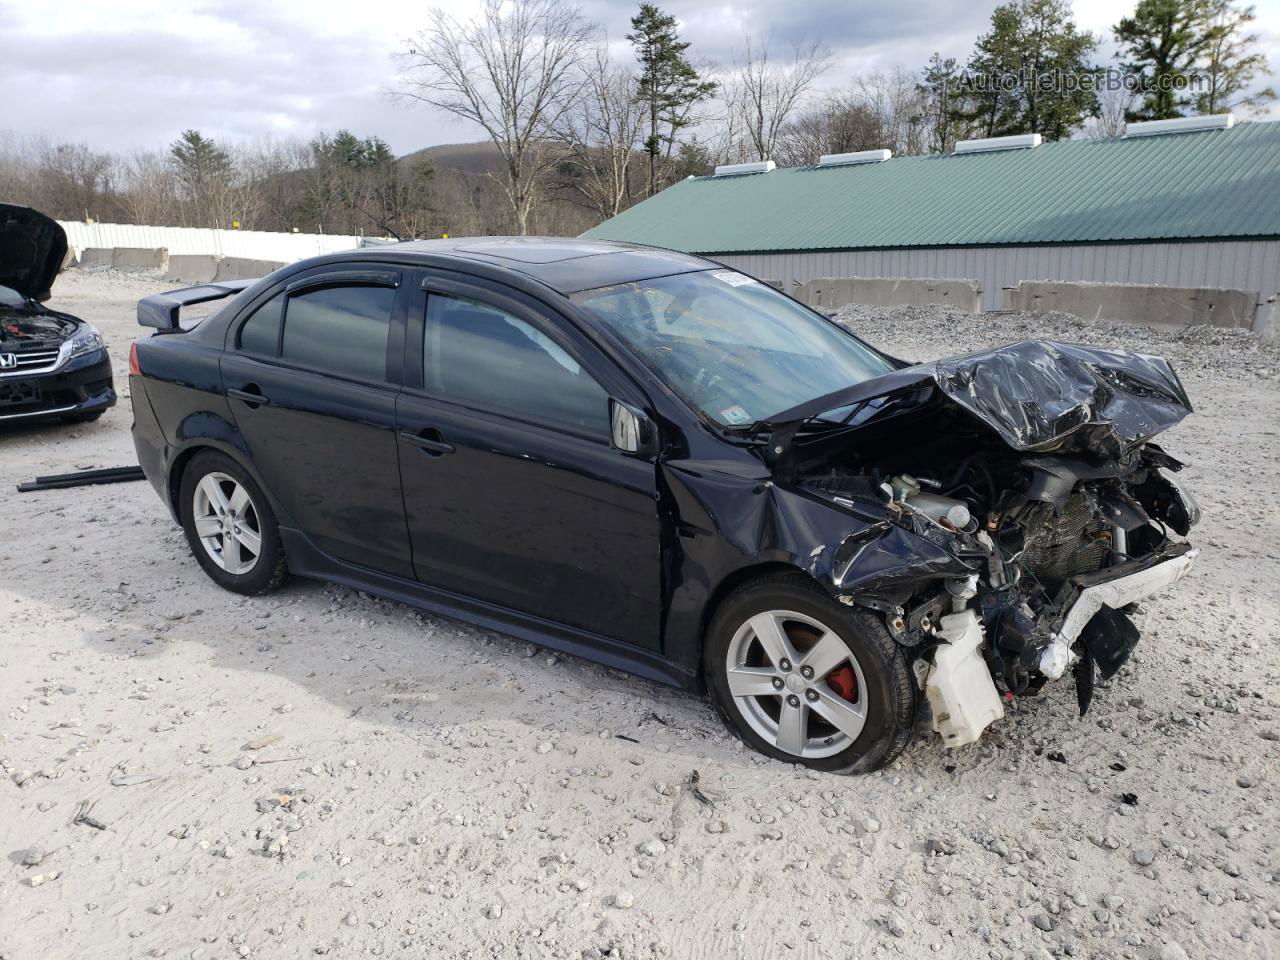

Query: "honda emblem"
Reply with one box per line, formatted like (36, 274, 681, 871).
(0, 353, 17, 370)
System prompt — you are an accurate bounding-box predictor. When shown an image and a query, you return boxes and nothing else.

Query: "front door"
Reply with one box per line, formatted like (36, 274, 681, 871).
(221, 267, 412, 577)
(395, 275, 662, 650)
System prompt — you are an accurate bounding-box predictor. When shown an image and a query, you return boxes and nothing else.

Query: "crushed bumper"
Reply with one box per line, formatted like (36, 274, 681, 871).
(1037, 543, 1198, 679)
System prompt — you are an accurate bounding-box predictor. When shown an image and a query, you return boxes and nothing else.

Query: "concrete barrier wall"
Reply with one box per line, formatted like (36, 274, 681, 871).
(1001, 280, 1260, 330)
(212, 257, 287, 282)
(164, 254, 221, 284)
(78, 248, 114, 268)
(797, 276, 983, 313)
(110, 247, 168, 271)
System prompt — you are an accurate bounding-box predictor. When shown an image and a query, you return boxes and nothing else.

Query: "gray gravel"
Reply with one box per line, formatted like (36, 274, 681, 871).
(831, 303, 1280, 381)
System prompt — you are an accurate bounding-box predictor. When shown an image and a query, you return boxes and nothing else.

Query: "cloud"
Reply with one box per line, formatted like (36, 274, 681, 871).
(2, 0, 1277, 155)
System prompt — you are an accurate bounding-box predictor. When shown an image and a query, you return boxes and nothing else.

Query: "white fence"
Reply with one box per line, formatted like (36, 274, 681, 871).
(58, 221, 365, 263)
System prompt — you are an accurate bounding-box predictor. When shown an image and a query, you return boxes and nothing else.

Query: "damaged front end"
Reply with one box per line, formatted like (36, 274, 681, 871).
(762, 340, 1200, 749)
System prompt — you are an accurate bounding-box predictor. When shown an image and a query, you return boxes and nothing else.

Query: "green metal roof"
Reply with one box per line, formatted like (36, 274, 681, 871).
(581, 120, 1280, 253)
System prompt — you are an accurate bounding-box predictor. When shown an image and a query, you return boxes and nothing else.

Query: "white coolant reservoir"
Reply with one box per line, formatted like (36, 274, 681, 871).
(919, 610, 1005, 748)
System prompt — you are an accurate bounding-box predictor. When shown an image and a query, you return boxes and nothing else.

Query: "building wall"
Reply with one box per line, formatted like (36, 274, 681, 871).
(712, 239, 1280, 311)
(58, 221, 363, 264)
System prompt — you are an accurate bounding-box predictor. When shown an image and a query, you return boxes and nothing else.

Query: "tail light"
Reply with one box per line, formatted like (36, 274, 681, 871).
(129, 342, 141, 376)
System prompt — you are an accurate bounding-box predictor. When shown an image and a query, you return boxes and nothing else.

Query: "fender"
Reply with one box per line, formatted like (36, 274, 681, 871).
(162, 417, 297, 531)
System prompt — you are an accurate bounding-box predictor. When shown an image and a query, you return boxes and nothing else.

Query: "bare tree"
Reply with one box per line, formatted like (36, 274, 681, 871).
(553, 48, 644, 220)
(237, 138, 310, 231)
(854, 69, 929, 155)
(1088, 84, 1137, 138)
(118, 150, 180, 225)
(397, 0, 593, 235)
(31, 141, 114, 221)
(774, 94, 885, 166)
(723, 34, 829, 162)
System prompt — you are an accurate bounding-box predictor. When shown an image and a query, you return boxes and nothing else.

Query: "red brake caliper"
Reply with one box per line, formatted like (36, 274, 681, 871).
(826, 664, 858, 702)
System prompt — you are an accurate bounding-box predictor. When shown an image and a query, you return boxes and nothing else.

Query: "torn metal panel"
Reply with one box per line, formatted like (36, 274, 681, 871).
(934, 341, 1192, 455)
(759, 340, 1193, 462)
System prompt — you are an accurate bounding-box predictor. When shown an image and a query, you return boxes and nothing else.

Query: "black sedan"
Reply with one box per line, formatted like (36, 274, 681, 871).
(1, 204, 115, 425)
(130, 238, 1199, 772)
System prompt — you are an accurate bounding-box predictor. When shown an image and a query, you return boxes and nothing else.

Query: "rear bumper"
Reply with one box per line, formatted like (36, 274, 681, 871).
(129, 373, 175, 517)
(0, 349, 116, 422)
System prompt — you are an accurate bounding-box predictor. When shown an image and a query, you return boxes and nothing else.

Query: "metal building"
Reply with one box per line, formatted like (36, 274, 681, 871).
(581, 116, 1280, 315)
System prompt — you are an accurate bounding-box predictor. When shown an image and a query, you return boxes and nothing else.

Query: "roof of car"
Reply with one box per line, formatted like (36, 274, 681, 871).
(333, 237, 716, 294)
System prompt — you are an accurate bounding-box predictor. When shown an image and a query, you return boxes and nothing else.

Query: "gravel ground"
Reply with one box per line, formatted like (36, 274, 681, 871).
(2, 271, 1277, 960)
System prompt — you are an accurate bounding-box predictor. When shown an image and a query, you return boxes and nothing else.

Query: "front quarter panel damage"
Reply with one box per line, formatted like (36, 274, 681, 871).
(673, 338, 1201, 751)
(658, 456, 976, 678)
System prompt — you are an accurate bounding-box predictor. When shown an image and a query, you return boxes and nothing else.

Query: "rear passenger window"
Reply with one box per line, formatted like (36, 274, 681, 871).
(281, 285, 395, 382)
(238, 293, 283, 355)
(424, 294, 608, 435)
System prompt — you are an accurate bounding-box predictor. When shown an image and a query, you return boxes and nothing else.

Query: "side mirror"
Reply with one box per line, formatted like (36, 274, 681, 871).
(610, 399, 657, 457)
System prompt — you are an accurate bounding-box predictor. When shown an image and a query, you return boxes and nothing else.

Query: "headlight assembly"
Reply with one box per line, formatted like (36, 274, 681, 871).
(62, 324, 106, 362)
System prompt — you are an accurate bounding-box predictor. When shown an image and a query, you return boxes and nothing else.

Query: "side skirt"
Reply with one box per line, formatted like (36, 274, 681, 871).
(279, 528, 699, 693)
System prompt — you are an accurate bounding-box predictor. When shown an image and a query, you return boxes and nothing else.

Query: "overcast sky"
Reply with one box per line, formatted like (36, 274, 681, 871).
(3, 0, 1278, 155)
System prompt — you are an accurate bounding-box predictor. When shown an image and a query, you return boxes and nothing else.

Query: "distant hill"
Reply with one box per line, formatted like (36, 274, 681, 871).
(399, 141, 506, 176)
(399, 140, 599, 237)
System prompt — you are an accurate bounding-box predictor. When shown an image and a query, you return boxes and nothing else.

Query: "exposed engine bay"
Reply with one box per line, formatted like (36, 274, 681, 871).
(760, 340, 1200, 747)
(1, 307, 79, 346)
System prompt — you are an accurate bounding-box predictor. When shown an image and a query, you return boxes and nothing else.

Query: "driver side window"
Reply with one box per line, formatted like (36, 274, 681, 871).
(423, 293, 609, 437)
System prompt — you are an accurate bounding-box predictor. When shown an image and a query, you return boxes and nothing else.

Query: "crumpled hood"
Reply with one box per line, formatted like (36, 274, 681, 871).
(0, 203, 68, 302)
(765, 339, 1192, 458)
(933, 340, 1192, 454)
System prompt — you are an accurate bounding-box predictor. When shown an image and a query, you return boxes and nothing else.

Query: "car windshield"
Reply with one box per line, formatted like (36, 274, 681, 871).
(571, 269, 894, 427)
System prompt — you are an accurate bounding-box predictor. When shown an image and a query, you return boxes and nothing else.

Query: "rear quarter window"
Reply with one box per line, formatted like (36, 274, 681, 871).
(237, 293, 284, 355)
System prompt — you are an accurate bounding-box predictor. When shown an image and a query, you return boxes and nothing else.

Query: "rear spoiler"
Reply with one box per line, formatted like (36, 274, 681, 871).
(137, 279, 255, 332)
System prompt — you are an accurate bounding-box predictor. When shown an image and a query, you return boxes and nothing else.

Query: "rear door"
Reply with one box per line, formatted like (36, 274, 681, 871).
(395, 271, 663, 650)
(220, 265, 413, 577)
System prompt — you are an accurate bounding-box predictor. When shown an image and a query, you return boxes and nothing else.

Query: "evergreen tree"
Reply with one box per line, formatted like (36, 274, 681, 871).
(918, 53, 968, 152)
(169, 130, 231, 194)
(1114, 0, 1207, 120)
(1195, 0, 1276, 114)
(627, 4, 716, 196)
(962, 0, 1100, 140)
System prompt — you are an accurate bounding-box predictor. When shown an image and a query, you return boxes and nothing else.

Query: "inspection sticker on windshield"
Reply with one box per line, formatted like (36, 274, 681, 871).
(712, 271, 757, 287)
(720, 404, 752, 425)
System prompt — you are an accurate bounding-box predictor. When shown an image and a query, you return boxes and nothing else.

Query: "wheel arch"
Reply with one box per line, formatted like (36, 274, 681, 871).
(166, 439, 284, 525)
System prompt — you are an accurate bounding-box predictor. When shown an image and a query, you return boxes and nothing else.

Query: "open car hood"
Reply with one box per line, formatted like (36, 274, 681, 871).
(0, 203, 68, 302)
(763, 340, 1192, 458)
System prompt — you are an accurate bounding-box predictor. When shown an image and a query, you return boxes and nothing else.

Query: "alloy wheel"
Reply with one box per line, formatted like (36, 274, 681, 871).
(192, 472, 262, 575)
(724, 609, 868, 759)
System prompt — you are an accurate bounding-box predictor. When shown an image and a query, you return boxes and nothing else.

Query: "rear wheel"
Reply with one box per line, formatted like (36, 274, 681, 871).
(704, 573, 917, 773)
(179, 451, 288, 595)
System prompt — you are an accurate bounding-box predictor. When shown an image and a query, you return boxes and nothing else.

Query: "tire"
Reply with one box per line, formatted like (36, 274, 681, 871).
(704, 572, 917, 773)
(178, 450, 288, 596)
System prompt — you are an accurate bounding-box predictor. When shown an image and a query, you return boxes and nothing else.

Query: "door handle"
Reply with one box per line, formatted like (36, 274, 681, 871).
(228, 385, 271, 408)
(398, 429, 455, 457)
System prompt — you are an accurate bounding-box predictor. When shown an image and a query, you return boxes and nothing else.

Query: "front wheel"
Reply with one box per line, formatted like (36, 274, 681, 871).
(179, 451, 288, 595)
(704, 573, 918, 773)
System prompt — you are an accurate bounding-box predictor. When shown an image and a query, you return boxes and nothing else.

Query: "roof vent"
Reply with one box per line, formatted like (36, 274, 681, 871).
(953, 133, 1042, 155)
(818, 149, 892, 167)
(713, 160, 776, 177)
(1124, 113, 1235, 138)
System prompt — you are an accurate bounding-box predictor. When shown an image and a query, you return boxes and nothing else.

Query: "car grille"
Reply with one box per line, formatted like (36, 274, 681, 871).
(0, 348, 61, 376)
